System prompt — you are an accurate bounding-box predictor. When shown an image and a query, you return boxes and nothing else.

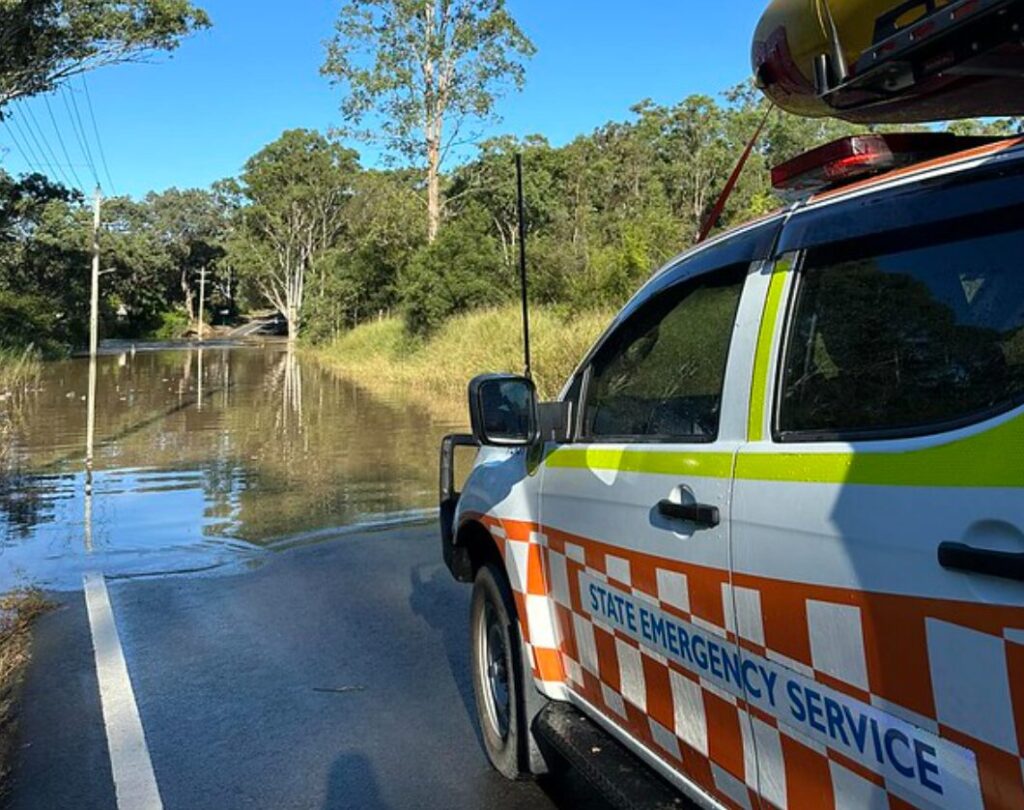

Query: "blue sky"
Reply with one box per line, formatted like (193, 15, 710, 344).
(0, 1, 767, 199)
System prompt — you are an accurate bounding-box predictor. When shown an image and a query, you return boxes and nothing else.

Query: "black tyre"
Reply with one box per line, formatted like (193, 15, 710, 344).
(470, 562, 530, 780)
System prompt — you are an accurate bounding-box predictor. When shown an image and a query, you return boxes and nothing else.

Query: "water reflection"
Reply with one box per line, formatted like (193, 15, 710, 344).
(0, 343, 466, 590)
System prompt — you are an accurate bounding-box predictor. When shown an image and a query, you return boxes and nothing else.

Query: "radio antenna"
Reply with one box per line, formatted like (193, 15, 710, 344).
(515, 153, 532, 380)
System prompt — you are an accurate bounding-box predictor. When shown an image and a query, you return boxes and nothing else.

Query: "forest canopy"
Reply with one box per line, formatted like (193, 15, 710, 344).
(1, 83, 1021, 352)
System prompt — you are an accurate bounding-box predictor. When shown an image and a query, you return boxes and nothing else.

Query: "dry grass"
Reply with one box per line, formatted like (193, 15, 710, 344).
(0, 418, 9, 468)
(0, 589, 52, 793)
(0, 347, 42, 396)
(314, 304, 614, 403)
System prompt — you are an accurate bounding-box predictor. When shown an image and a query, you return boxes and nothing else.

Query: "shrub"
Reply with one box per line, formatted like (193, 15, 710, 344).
(149, 309, 191, 340)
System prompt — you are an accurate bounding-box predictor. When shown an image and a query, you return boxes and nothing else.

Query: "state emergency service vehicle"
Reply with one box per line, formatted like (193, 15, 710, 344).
(439, 130, 1024, 810)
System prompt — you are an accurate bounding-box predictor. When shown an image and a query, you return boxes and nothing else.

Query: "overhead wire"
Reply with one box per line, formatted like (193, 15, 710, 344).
(80, 77, 115, 194)
(0, 80, 114, 196)
(6, 115, 44, 174)
(60, 85, 97, 184)
(43, 94, 85, 191)
(12, 108, 61, 180)
(3, 119, 41, 174)
(63, 83, 100, 189)
(22, 102, 74, 188)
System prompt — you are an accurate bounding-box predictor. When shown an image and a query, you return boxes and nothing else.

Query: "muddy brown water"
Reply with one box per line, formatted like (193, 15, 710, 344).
(0, 342, 468, 591)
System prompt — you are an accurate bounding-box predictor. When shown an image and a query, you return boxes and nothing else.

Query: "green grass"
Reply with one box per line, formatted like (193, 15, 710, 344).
(0, 346, 42, 396)
(315, 305, 615, 402)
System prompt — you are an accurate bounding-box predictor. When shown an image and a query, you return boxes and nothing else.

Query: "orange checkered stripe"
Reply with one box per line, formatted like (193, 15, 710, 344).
(479, 515, 1024, 810)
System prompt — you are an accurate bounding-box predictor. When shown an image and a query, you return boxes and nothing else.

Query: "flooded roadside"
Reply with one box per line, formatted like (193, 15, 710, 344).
(0, 342, 467, 590)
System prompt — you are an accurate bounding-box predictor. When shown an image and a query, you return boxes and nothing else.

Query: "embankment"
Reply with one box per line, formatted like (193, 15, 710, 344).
(313, 305, 613, 404)
(0, 590, 51, 795)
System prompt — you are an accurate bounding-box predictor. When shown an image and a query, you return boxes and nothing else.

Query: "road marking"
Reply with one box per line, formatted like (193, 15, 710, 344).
(83, 572, 163, 810)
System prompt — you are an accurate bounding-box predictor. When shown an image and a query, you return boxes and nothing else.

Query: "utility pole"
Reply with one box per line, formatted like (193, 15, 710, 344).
(197, 264, 207, 341)
(86, 186, 102, 466)
(89, 186, 102, 360)
(85, 185, 101, 553)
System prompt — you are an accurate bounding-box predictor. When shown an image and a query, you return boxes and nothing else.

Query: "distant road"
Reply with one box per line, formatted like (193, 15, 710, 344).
(226, 315, 285, 338)
(9, 523, 611, 810)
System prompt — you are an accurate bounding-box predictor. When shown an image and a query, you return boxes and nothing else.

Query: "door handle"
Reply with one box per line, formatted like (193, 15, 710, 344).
(938, 541, 1024, 582)
(656, 499, 720, 528)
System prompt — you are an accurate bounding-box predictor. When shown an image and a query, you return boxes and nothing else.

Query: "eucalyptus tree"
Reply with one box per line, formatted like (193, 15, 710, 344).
(0, 0, 210, 110)
(146, 187, 226, 328)
(234, 129, 360, 341)
(322, 0, 534, 242)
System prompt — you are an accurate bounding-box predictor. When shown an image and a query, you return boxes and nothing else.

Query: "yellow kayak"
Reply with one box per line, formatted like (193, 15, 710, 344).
(751, 0, 1024, 122)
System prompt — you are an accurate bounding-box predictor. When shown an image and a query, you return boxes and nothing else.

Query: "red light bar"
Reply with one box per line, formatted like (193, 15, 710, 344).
(770, 133, 1006, 197)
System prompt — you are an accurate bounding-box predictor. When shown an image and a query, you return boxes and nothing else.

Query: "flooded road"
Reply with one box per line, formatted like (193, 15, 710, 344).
(0, 342, 466, 590)
(4, 343, 622, 810)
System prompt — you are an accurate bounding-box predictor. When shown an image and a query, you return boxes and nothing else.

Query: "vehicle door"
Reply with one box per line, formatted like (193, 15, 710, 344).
(733, 153, 1024, 810)
(537, 222, 781, 809)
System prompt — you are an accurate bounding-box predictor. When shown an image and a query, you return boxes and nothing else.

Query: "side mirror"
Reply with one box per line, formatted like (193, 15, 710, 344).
(468, 374, 539, 447)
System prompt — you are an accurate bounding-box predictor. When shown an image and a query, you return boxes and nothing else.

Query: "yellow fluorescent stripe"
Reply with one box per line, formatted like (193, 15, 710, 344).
(748, 262, 791, 442)
(547, 413, 1024, 488)
(736, 413, 1024, 488)
(546, 447, 734, 479)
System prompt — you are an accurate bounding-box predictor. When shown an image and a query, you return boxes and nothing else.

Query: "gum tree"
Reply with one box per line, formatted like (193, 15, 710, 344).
(322, 0, 534, 242)
(0, 0, 210, 111)
(233, 130, 360, 341)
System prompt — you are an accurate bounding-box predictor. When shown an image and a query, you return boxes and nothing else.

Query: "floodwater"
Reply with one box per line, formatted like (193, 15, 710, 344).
(0, 342, 467, 590)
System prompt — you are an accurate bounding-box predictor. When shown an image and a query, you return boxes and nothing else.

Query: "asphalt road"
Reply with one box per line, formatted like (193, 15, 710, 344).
(6, 522, 613, 810)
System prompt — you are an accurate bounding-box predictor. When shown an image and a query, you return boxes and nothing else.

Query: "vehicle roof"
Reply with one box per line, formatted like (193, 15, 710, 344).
(806, 135, 1024, 204)
(652, 135, 1024, 280)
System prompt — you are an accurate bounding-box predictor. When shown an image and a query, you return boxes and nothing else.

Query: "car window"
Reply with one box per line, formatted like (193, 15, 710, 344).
(583, 264, 747, 441)
(778, 225, 1024, 439)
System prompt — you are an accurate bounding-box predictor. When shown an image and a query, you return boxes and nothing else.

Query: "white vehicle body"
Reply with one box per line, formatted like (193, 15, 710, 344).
(446, 136, 1024, 810)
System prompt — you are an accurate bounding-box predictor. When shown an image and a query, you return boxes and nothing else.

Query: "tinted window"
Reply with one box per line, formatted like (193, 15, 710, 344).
(779, 226, 1024, 438)
(584, 264, 747, 441)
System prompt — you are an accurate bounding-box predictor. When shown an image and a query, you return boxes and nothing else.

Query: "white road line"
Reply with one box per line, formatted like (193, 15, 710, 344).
(83, 572, 164, 810)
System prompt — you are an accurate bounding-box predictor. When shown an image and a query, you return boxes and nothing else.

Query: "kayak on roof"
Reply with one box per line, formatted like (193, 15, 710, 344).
(751, 0, 1024, 123)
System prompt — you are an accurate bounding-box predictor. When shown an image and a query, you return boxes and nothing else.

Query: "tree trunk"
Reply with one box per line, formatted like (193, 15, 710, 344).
(427, 137, 441, 243)
(286, 304, 299, 343)
(181, 270, 195, 327)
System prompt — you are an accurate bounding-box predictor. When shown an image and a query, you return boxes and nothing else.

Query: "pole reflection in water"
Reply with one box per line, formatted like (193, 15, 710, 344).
(3, 344, 467, 590)
(197, 347, 204, 413)
(84, 352, 97, 554)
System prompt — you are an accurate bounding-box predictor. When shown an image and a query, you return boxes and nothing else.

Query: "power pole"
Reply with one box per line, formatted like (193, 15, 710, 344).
(85, 185, 101, 552)
(89, 186, 102, 360)
(86, 187, 102, 467)
(198, 264, 207, 341)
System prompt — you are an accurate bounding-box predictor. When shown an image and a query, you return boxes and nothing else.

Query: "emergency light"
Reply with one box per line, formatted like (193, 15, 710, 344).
(769, 132, 1005, 196)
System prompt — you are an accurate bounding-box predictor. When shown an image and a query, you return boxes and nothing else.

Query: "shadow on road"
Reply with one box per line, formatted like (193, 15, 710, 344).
(324, 751, 387, 810)
(408, 561, 481, 748)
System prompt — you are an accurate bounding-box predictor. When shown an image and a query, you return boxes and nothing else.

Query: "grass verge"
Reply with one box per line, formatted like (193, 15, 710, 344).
(0, 347, 42, 396)
(314, 304, 614, 404)
(0, 589, 52, 794)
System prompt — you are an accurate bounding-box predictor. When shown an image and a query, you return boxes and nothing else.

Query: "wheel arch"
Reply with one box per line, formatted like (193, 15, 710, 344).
(452, 517, 504, 584)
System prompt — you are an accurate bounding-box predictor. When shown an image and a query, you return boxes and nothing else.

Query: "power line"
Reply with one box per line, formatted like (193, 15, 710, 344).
(63, 84, 99, 188)
(6, 115, 44, 173)
(81, 77, 115, 194)
(60, 85, 98, 186)
(3, 119, 41, 174)
(43, 94, 85, 191)
(12, 109, 61, 180)
(22, 102, 74, 188)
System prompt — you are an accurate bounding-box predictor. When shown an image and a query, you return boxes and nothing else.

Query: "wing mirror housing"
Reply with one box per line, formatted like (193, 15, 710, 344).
(468, 374, 539, 447)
